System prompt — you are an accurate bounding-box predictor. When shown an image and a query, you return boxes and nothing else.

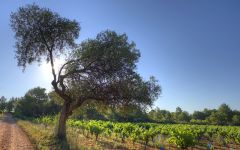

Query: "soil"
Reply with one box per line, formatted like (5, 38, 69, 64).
(0, 114, 34, 150)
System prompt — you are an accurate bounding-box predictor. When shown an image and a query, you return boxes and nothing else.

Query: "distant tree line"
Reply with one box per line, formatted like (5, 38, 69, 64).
(0, 87, 239, 126)
(148, 104, 240, 126)
(0, 87, 61, 118)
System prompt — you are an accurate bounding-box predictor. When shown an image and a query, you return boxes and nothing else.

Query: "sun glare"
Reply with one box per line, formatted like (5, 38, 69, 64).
(40, 58, 65, 81)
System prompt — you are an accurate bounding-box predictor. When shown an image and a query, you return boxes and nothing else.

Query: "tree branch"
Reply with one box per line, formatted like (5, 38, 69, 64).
(38, 27, 57, 82)
(38, 27, 73, 102)
(58, 59, 96, 81)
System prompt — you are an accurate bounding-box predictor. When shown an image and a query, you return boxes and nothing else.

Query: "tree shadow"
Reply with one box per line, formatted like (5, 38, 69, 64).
(96, 140, 128, 150)
(54, 136, 71, 150)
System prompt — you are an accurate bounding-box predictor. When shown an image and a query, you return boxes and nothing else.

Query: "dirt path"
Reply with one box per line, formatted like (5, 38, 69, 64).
(0, 114, 34, 150)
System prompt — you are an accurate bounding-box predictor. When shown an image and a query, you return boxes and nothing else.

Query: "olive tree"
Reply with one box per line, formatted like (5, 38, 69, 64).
(10, 4, 161, 139)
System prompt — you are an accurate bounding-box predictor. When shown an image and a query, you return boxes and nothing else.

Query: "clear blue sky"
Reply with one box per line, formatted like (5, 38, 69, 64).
(1, 0, 240, 112)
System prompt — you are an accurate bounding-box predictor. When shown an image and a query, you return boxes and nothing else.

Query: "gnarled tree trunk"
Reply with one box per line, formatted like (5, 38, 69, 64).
(56, 102, 70, 139)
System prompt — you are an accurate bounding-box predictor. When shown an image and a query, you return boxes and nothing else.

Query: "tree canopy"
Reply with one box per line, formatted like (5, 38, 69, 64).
(10, 4, 80, 69)
(61, 31, 160, 109)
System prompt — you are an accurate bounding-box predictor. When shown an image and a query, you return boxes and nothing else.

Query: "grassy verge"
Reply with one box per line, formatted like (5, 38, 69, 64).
(17, 120, 70, 150)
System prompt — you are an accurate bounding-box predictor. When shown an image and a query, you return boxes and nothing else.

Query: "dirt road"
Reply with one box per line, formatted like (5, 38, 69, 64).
(0, 114, 34, 150)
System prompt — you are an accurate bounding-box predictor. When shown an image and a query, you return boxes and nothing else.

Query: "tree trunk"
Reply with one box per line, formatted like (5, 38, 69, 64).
(56, 102, 70, 139)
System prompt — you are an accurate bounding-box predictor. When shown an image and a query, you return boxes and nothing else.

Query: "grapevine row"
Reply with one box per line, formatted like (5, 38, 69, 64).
(34, 116, 240, 149)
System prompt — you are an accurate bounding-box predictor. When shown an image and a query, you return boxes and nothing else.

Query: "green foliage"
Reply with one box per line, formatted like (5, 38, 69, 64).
(234, 131, 240, 144)
(192, 111, 207, 120)
(149, 104, 240, 126)
(64, 30, 161, 107)
(87, 121, 104, 141)
(14, 87, 61, 117)
(32, 117, 240, 149)
(190, 119, 208, 125)
(10, 3, 80, 69)
(0, 96, 7, 113)
(5, 97, 17, 112)
(168, 129, 196, 149)
(232, 115, 240, 126)
(207, 112, 228, 125)
(148, 108, 173, 123)
(34, 116, 58, 126)
(178, 111, 191, 123)
(72, 101, 107, 120)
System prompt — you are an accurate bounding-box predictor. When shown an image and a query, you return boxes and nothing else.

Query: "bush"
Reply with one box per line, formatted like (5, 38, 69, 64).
(168, 129, 196, 149)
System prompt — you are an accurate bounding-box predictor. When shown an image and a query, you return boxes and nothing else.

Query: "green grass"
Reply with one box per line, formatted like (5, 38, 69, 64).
(17, 120, 70, 150)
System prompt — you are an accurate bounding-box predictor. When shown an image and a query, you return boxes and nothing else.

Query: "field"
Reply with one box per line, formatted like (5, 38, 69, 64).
(17, 116, 240, 150)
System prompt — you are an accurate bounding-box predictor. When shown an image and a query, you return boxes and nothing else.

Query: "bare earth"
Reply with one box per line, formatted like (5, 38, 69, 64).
(0, 114, 34, 150)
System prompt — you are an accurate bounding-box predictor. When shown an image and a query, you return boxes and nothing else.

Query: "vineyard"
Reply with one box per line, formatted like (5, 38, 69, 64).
(32, 116, 240, 150)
